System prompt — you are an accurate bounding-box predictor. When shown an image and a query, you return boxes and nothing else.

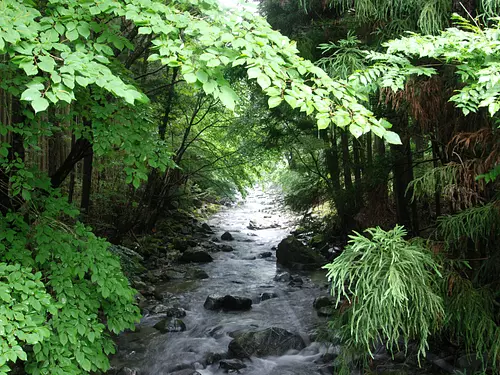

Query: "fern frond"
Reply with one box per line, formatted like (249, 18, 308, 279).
(443, 273, 500, 370)
(324, 225, 444, 362)
(407, 164, 461, 202)
(437, 201, 500, 244)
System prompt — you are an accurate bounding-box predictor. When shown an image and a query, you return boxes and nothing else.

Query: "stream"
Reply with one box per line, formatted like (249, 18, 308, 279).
(110, 187, 335, 375)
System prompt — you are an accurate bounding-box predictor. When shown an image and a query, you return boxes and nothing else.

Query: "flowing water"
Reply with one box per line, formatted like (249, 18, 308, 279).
(112, 187, 334, 375)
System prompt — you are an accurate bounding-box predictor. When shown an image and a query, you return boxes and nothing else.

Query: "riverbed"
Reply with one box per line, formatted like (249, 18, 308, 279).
(110, 187, 334, 374)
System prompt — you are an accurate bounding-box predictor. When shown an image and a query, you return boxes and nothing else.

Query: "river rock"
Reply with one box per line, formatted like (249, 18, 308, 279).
(117, 367, 139, 375)
(219, 359, 247, 372)
(228, 327, 306, 358)
(221, 231, 234, 241)
(204, 352, 227, 365)
(201, 223, 214, 233)
(186, 267, 209, 279)
(218, 244, 234, 252)
(153, 317, 186, 333)
(204, 295, 252, 311)
(152, 305, 187, 318)
(172, 239, 189, 252)
(276, 236, 326, 270)
(289, 275, 303, 287)
(260, 292, 278, 301)
(168, 370, 202, 375)
(313, 296, 335, 309)
(259, 251, 272, 258)
(179, 250, 213, 263)
(274, 272, 291, 282)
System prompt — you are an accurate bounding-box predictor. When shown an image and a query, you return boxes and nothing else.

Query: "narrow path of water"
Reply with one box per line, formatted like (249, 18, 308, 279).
(111, 187, 332, 375)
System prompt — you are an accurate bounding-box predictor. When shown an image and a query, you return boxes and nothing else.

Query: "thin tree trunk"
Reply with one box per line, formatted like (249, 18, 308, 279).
(432, 139, 441, 218)
(80, 146, 93, 213)
(366, 131, 373, 167)
(341, 130, 352, 191)
(353, 138, 362, 208)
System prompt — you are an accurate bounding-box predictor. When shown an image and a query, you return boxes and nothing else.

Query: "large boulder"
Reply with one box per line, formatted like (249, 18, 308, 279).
(228, 327, 306, 358)
(276, 236, 326, 270)
(179, 250, 213, 263)
(204, 295, 252, 311)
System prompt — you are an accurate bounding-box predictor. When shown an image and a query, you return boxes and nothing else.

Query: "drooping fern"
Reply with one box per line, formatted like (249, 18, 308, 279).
(437, 201, 500, 245)
(442, 273, 500, 371)
(323, 225, 444, 365)
(407, 164, 460, 202)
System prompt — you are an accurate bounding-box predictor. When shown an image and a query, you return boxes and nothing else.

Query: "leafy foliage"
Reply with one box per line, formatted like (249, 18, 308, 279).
(0, 186, 139, 375)
(437, 202, 500, 245)
(442, 273, 500, 371)
(355, 16, 500, 118)
(324, 226, 444, 362)
(0, 264, 53, 375)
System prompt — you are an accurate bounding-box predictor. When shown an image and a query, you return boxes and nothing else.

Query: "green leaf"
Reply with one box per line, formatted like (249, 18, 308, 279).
(257, 73, 271, 89)
(332, 111, 351, 127)
(349, 123, 363, 138)
(203, 80, 217, 95)
(196, 70, 209, 83)
(138, 27, 152, 35)
(66, 29, 79, 41)
(183, 73, 197, 84)
(247, 67, 260, 79)
(218, 86, 238, 111)
(268, 96, 282, 108)
(77, 22, 91, 39)
(384, 130, 402, 144)
(37, 56, 55, 73)
(31, 97, 49, 113)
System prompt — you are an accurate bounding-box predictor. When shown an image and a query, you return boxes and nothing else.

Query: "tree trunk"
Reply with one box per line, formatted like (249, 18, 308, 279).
(80, 146, 93, 213)
(341, 130, 352, 191)
(366, 131, 373, 167)
(353, 138, 362, 208)
(431, 139, 442, 218)
(452, 0, 477, 17)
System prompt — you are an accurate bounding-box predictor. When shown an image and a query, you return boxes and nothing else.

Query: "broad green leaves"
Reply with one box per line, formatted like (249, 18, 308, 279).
(0, 263, 53, 375)
(361, 16, 500, 121)
(2, 0, 401, 143)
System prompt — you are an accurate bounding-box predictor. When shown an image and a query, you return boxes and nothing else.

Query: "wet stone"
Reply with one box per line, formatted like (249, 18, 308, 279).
(221, 231, 234, 241)
(117, 367, 139, 375)
(260, 292, 279, 301)
(151, 305, 187, 318)
(219, 359, 247, 372)
(201, 223, 213, 233)
(289, 275, 304, 287)
(168, 370, 202, 375)
(218, 244, 234, 252)
(179, 250, 213, 263)
(259, 251, 272, 258)
(274, 272, 291, 282)
(153, 317, 186, 333)
(204, 352, 227, 365)
(228, 327, 306, 359)
(186, 268, 209, 280)
(204, 295, 252, 311)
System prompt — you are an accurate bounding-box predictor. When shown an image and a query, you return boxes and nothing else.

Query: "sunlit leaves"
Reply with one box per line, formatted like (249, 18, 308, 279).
(218, 85, 238, 111)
